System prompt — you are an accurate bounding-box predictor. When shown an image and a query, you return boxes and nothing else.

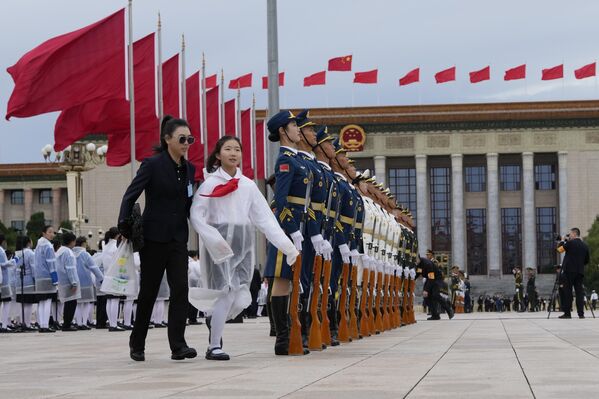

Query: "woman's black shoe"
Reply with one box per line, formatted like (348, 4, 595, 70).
(205, 347, 230, 361)
(171, 347, 197, 360)
(130, 349, 145, 361)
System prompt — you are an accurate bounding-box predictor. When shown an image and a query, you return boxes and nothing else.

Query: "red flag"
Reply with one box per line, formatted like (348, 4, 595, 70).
(542, 64, 564, 80)
(186, 71, 204, 181)
(262, 72, 285, 89)
(162, 54, 179, 117)
(435, 67, 456, 84)
(55, 33, 157, 164)
(304, 71, 326, 87)
(255, 120, 265, 179)
(228, 73, 252, 89)
(399, 68, 420, 86)
(469, 66, 490, 83)
(328, 55, 353, 71)
(504, 64, 526, 81)
(205, 74, 217, 90)
(353, 69, 378, 84)
(224, 99, 236, 136)
(6, 9, 125, 120)
(575, 62, 596, 79)
(206, 86, 220, 153)
(240, 108, 254, 178)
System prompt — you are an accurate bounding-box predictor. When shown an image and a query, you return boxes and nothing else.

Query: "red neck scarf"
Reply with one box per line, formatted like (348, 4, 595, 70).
(200, 178, 240, 198)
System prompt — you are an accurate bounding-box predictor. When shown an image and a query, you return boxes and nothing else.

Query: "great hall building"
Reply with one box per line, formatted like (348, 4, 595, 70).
(2, 100, 599, 291)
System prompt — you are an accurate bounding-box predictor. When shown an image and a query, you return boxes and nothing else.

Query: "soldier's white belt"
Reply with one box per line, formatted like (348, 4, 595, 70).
(287, 196, 307, 206)
(339, 215, 354, 225)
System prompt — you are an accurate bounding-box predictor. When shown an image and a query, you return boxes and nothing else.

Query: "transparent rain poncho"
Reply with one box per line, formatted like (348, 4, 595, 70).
(190, 167, 297, 320)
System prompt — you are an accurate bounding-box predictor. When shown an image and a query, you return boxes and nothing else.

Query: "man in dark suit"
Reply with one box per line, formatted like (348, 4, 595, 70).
(557, 227, 590, 319)
(119, 116, 197, 361)
(418, 257, 454, 320)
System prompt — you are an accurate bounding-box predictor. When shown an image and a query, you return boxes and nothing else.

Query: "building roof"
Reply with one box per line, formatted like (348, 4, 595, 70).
(0, 163, 66, 182)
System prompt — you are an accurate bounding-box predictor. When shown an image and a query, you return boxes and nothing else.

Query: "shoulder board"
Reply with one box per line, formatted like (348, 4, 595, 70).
(283, 151, 295, 157)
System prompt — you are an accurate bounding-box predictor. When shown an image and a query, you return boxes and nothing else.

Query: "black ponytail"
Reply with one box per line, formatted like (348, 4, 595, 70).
(206, 136, 242, 173)
(154, 115, 190, 153)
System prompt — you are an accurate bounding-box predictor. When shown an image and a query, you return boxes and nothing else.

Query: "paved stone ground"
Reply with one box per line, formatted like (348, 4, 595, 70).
(1, 312, 598, 399)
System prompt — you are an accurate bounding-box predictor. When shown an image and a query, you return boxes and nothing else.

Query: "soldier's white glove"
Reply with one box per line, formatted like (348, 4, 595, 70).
(339, 243, 351, 264)
(362, 255, 371, 270)
(290, 231, 304, 251)
(320, 239, 333, 259)
(350, 249, 361, 265)
(286, 248, 299, 266)
(403, 267, 410, 279)
(310, 234, 324, 255)
(410, 269, 416, 279)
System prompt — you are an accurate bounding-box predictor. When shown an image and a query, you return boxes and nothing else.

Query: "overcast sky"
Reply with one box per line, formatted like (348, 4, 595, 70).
(1, 0, 598, 163)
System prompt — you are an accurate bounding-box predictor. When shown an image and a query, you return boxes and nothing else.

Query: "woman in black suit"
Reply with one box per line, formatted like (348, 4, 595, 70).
(118, 115, 197, 362)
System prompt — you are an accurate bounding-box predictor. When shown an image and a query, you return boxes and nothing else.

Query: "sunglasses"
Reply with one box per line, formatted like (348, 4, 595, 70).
(177, 135, 195, 145)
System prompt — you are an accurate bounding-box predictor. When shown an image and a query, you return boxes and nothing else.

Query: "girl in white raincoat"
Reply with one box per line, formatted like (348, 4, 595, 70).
(190, 136, 298, 361)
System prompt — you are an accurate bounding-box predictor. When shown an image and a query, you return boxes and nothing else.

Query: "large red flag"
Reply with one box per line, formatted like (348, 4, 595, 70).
(228, 73, 252, 89)
(353, 69, 378, 84)
(435, 67, 456, 84)
(255, 120, 265, 179)
(186, 71, 203, 181)
(55, 33, 157, 163)
(262, 72, 285, 89)
(469, 66, 490, 83)
(206, 86, 220, 155)
(162, 54, 179, 117)
(205, 74, 217, 90)
(542, 64, 564, 80)
(304, 71, 326, 87)
(6, 9, 125, 120)
(504, 64, 526, 81)
(399, 68, 420, 86)
(574, 62, 596, 79)
(224, 99, 236, 136)
(240, 108, 254, 178)
(328, 55, 353, 71)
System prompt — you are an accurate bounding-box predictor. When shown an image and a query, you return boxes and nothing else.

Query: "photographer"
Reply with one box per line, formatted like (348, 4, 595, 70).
(557, 228, 590, 319)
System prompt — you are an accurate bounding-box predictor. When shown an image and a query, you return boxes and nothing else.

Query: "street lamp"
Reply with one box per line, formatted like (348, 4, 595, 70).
(41, 142, 108, 235)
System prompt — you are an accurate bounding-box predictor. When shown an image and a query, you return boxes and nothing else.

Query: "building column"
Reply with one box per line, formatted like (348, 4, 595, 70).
(522, 152, 536, 269)
(486, 153, 501, 277)
(24, 188, 33, 224)
(373, 155, 387, 187)
(0, 189, 4, 224)
(558, 151, 568, 233)
(52, 187, 62, 226)
(415, 154, 430, 256)
(451, 154, 465, 271)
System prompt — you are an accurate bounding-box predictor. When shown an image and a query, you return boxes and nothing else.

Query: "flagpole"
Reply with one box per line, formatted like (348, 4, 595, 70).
(201, 54, 208, 172)
(236, 88, 241, 138)
(220, 70, 225, 136)
(127, 0, 136, 180)
(156, 12, 163, 126)
(251, 93, 257, 184)
(266, 0, 280, 198)
(180, 35, 187, 119)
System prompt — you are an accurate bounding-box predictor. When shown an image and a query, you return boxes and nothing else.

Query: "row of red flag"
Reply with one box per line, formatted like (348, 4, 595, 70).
(5, 9, 266, 180)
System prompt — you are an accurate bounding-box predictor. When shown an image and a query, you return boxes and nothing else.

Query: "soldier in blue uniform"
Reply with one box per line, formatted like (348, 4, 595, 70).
(263, 110, 310, 356)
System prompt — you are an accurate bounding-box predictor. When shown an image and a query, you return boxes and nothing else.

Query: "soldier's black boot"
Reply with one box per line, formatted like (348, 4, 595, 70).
(266, 278, 276, 337)
(271, 296, 290, 355)
(327, 295, 340, 346)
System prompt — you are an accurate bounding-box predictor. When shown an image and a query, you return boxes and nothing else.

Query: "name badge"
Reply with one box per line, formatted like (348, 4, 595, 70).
(187, 183, 193, 197)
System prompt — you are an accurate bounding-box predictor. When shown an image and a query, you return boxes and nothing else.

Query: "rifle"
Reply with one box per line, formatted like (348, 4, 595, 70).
(336, 190, 355, 343)
(375, 216, 390, 333)
(348, 200, 360, 341)
(360, 213, 377, 338)
(288, 172, 313, 356)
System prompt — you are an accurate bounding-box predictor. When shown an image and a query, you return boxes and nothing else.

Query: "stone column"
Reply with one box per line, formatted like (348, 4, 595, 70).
(52, 187, 62, 226)
(451, 154, 465, 271)
(522, 152, 536, 269)
(0, 189, 4, 224)
(486, 153, 501, 277)
(558, 151, 568, 233)
(415, 155, 431, 256)
(373, 155, 387, 188)
(23, 188, 33, 224)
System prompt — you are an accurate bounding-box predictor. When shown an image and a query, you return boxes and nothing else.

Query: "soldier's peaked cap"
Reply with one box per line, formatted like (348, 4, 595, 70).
(267, 110, 297, 142)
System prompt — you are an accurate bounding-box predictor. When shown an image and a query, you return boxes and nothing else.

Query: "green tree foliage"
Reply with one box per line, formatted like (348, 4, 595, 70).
(583, 215, 599, 292)
(60, 220, 74, 231)
(26, 211, 46, 245)
(0, 220, 18, 251)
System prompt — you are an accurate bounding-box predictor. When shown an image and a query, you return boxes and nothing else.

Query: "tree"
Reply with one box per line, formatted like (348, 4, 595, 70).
(26, 211, 46, 244)
(583, 215, 599, 293)
(60, 220, 74, 232)
(0, 220, 18, 251)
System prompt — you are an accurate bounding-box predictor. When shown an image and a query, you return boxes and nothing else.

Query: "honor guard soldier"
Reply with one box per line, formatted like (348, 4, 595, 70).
(450, 265, 461, 310)
(513, 266, 524, 312)
(263, 110, 309, 356)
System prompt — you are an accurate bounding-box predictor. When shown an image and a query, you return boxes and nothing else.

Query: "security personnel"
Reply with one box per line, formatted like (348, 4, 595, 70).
(450, 265, 461, 309)
(263, 110, 309, 356)
(418, 256, 454, 320)
(513, 266, 524, 312)
(526, 267, 537, 312)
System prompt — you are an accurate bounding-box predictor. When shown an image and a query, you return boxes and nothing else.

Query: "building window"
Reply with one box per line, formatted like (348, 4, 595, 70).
(501, 208, 522, 274)
(39, 189, 53, 204)
(10, 190, 24, 205)
(534, 164, 556, 190)
(536, 207, 557, 273)
(11, 220, 25, 234)
(430, 167, 451, 252)
(465, 166, 486, 192)
(466, 209, 487, 275)
(388, 168, 417, 221)
(500, 165, 521, 191)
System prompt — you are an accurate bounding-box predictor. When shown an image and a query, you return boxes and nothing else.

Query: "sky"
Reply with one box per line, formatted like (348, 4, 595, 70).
(1, 0, 598, 164)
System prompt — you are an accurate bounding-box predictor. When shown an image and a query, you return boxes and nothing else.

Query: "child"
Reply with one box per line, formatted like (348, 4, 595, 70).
(190, 136, 298, 361)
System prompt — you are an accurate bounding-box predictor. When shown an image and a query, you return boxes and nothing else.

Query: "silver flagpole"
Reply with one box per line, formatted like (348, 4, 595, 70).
(156, 12, 163, 125)
(201, 54, 208, 171)
(251, 93, 257, 184)
(180, 35, 187, 119)
(237, 88, 242, 172)
(219, 70, 225, 137)
(128, 0, 136, 180)
(266, 0, 280, 198)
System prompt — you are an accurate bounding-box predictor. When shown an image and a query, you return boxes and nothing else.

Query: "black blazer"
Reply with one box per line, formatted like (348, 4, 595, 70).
(118, 151, 196, 243)
(561, 238, 590, 275)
